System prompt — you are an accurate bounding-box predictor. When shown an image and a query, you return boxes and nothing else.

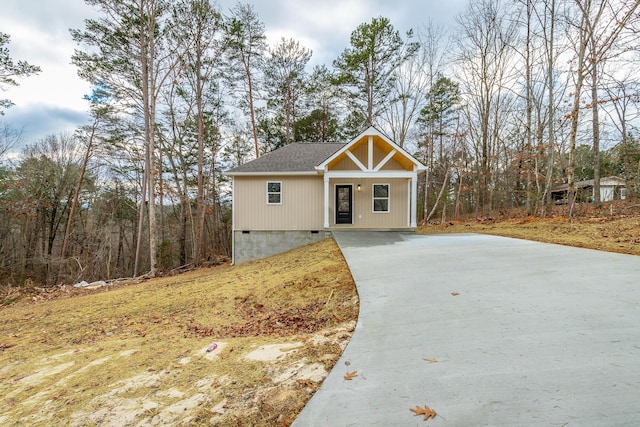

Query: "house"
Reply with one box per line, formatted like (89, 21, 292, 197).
(550, 176, 627, 203)
(226, 126, 427, 264)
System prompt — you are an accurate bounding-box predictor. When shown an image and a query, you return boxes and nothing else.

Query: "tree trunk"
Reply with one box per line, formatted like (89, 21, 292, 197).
(246, 58, 260, 158)
(540, 0, 557, 217)
(567, 10, 589, 220)
(134, 159, 147, 277)
(524, 0, 533, 214)
(61, 127, 95, 259)
(142, 2, 157, 277)
(590, 59, 601, 203)
(425, 169, 450, 223)
(195, 38, 206, 265)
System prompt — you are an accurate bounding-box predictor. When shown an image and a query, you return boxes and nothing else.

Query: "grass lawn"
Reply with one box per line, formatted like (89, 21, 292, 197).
(0, 238, 358, 426)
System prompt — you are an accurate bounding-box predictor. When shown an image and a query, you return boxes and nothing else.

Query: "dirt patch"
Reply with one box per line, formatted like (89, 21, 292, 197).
(244, 343, 304, 362)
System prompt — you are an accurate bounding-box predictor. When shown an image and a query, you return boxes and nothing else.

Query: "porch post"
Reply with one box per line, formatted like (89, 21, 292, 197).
(324, 175, 330, 228)
(410, 175, 418, 228)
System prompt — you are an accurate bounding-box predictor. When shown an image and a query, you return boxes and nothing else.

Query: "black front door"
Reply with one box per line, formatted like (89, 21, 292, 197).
(335, 185, 353, 224)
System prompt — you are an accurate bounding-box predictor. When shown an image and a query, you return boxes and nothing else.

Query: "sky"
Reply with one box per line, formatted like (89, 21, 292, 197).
(0, 0, 468, 146)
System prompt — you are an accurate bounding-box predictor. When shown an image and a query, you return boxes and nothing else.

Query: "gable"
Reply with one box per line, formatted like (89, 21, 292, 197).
(330, 139, 406, 171)
(317, 127, 425, 174)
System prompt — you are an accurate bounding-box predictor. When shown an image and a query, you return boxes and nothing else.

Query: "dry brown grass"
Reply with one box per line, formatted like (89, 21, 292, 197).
(418, 201, 640, 256)
(0, 238, 358, 426)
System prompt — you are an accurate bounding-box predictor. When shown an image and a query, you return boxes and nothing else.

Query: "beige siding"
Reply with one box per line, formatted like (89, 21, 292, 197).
(379, 157, 403, 171)
(234, 176, 324, 230)
(332, 155, 357, 171)
(330, 178, 409, 228)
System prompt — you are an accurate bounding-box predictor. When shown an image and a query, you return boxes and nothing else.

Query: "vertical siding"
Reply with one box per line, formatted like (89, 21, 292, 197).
(331, 156, 356, 171)
(330, 141, 403, 171)
(234, 176, 324, 230)
(330, 178, 409, 228)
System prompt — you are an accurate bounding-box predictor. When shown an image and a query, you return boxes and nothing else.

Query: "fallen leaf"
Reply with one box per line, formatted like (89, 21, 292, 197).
(344, 371, 358, 380)
(410, 404, 437, 421)
(451, 292, 459, 296)
(297, 378, 313, 387)
(423, 358, 438, 364)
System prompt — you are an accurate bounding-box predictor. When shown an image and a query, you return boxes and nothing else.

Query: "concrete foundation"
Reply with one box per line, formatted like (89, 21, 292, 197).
(233, 230, 331, 264)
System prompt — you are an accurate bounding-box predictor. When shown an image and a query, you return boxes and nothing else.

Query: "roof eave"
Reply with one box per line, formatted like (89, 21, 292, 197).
(226, 171, 321, 177)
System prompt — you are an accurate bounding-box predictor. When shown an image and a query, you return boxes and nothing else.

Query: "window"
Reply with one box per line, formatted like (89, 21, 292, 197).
(373, 184, 389, 212)
(267, 181, 282, 204)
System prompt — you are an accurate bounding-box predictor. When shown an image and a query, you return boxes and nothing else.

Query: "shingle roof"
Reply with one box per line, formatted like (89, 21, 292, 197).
(227, 143, 345, 174)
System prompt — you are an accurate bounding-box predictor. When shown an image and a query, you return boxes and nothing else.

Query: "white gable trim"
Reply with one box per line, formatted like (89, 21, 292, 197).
(374, 149, 398, 172)
(315, 126, 426, 173)
(324, 170, 416, 179)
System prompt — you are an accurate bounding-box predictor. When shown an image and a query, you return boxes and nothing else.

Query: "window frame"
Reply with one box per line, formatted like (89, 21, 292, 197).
(266, 181, 282, 205)
(372, 183, 390, 213)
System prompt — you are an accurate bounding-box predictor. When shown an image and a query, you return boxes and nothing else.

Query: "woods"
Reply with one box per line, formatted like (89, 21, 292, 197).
(1, 0, 640, 287)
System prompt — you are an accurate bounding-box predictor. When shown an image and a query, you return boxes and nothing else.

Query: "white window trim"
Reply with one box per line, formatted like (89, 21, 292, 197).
(266, 181, 282, 205)
(372, 183, 390, 213)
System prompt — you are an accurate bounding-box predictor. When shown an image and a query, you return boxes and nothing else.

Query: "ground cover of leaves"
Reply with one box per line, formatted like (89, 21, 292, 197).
(418, 200, 640, 256)
(0, 238, 358, 426)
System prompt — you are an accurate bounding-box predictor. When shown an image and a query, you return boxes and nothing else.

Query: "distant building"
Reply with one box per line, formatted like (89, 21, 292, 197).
(551, 176, 627, 203)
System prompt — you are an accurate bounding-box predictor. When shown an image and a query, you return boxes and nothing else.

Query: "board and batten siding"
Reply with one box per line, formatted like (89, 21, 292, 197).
(330, 177, 409, 228)
(233, 175, 324, 230)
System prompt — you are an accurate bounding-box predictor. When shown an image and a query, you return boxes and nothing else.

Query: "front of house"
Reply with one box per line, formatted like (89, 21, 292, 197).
(227, 127, 426, 264)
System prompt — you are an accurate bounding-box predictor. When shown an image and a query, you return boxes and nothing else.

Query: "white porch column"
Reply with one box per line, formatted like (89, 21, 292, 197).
(410, 175, 418, 228)
(324, 175, 330, 228)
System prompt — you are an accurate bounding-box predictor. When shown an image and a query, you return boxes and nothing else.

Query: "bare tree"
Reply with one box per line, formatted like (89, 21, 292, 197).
(0, 120, 22, 160)
(576, 0, 640, 204)
(455, 0, 519, 214)
(537, 0, 566, 215)
(562, 0, 640, 216)
(383, 22, 445, 149)
(408, 22, 452, 219)
(604, 72, 640, 198)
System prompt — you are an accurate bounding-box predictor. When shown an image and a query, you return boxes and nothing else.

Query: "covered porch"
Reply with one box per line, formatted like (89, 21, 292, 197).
(321, 174, 419, 230)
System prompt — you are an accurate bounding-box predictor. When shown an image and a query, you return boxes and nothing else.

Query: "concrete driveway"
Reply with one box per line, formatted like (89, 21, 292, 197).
(293, 232, 640, 426)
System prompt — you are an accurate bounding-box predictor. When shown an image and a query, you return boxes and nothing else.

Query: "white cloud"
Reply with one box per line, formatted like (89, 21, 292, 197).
(1, 0, 468, 145)
(3, 104, 89, 144)
(0, 0, 94, 143)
